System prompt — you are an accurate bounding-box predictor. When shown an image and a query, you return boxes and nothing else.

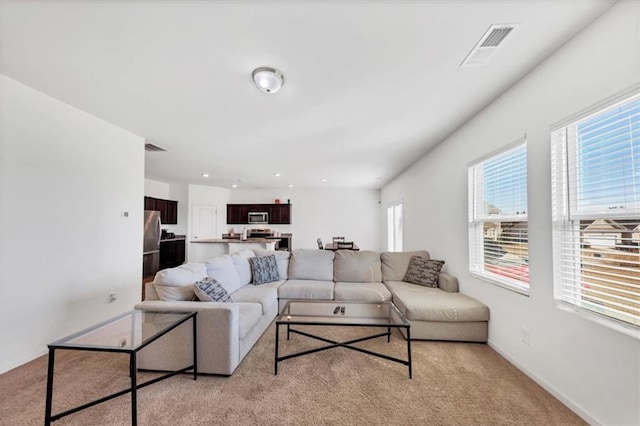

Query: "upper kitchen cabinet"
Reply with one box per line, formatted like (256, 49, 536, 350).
(227, 204, 249, 224)
(144, 196, 178, 225)
(227, 203, 291, 225)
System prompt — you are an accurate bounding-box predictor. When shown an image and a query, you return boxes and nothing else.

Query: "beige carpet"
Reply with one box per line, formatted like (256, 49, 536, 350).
(0, 324, 585, 425)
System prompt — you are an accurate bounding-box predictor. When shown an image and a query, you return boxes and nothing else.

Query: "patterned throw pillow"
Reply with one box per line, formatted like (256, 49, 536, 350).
(249, 255, 280, 285)
(403, 256, 445, 287)
(193, 277, 232, 302)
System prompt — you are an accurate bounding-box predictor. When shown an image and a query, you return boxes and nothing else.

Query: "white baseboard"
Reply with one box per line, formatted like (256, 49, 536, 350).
(0, 348, 48, 375)
(487, 339, 600, 426)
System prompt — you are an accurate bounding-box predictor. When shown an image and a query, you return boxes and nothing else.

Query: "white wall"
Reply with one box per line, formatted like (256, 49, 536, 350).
(0, 75, 145, 373)
(230, 188, 381, 251)
(144, 178, 188, 236)
(381, 3, 640, 425)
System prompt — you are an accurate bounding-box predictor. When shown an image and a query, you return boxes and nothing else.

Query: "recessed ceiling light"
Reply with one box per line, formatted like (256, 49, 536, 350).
(288, 184, 294, 188)
(273, 172, 281, 177)
(320, 178, 327, 182)
(231, 184, 238, 188)
(201, 173, 209, 178)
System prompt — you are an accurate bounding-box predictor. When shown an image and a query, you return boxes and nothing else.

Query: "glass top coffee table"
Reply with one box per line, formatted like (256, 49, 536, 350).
(275, 301, 412, 378)
(45, 310, 197, 426)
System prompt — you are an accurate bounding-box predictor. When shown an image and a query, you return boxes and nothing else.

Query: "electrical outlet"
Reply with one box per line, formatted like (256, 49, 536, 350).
(109, 293, 117, 303)
(121, 211, 129, 218)
(521, 327, 530, 345)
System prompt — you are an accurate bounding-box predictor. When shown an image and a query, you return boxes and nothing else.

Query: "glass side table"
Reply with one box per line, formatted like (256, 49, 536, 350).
(44, 309, 197, 426)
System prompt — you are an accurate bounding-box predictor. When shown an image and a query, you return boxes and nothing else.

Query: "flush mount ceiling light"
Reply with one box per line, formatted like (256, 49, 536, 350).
(252, 67, 284, 94)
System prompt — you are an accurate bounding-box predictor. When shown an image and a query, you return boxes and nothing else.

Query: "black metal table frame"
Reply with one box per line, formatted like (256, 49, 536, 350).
(44, 311, 198, 426)
(275, 320, 412, 378)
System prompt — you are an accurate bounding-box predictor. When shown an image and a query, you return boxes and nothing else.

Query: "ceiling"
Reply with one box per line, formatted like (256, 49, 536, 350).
(0, 0, 617, 189)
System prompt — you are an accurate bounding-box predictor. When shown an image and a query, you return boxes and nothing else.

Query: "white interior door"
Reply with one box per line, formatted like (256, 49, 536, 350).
(192, 205, 217, 240)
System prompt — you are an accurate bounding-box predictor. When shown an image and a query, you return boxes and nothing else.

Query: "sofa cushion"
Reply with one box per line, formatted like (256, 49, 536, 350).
(385, 281, 489, 322)
(205, 255, 242, 294)
(381, 250, 430, 282)
(231, 285, 279, 314)
(231, 249, 255, 286)
(249, 255, 280, 284)
(153, 262, 207, 301)
(194, 277, 232, 302)
(333, 282, 392, 302)
(289, 249, 335, 281)
(333, 250, 382, 282)
(253, 249, 290, 280)
(403, 256, 445, 287)
(278, 279, 334, 300)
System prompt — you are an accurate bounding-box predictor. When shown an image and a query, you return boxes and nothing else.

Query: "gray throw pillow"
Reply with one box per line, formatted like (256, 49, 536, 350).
(403, 256, 445, 287)
(194, 277, 232, 302)
(249, 255, 280, 285)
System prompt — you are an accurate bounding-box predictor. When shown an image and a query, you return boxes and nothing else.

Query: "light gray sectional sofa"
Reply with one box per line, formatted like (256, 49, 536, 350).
(135, 248, 489, 375)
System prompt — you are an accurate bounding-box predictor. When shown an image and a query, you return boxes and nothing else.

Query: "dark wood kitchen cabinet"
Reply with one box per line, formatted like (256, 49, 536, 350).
(226, 203, 291, 225)
(159, 238, 186, 270)
(144, 196, 178, 225)
(227, 204, 249, 224)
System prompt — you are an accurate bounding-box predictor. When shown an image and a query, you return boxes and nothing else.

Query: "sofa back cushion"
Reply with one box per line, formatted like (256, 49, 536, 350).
(334, 250, 382, 282)
(289, 249, 335, 281)
(205, 255, 242, 294)
(381, 250, 431, 282)
(231, 249, 255, 286)
(153, 262, 207, 301)
(253, 249, 291, 279)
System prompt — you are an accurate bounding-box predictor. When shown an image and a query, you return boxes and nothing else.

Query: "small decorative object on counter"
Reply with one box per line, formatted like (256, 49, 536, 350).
(275, 199, 280, 204)
(287, 199, 290, 204)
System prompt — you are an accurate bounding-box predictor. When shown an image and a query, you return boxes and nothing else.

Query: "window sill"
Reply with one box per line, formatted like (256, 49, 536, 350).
(555, 301, 639, 340)
(471, 271, 530, 296)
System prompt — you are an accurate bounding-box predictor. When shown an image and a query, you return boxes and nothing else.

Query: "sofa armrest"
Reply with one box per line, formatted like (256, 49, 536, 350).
(134, 300, 241, 375)
(144, 282, 159, 300)
(438, 272, 459, 293)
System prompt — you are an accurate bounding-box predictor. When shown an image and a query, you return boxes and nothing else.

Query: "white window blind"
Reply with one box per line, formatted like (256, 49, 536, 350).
(551, 93, 640, 333)
(468, 139, 529, 294)
(387, 201, 403, 252)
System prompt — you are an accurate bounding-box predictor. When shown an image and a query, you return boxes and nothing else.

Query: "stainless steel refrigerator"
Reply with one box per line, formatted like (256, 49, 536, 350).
(143, 210, 161, 278)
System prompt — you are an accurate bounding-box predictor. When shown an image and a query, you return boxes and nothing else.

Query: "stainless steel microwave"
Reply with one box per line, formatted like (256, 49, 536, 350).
(248, 212, 268, 224)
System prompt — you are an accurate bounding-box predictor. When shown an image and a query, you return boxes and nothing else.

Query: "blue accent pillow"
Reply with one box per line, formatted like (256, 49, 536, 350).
(194, 277, 232, 302)
(249, 255, 280, 285)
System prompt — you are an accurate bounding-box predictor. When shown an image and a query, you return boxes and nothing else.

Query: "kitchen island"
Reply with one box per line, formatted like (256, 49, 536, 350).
(189, 238, 280, 261)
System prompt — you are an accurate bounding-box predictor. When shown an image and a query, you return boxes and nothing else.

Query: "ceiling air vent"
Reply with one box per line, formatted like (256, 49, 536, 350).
(144, 142, 167, 152)
(461, 24, 517, 67)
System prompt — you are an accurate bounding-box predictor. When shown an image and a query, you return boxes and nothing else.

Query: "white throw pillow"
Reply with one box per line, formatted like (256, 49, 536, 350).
(231, 249, 255, 286)
(154, 262, 207, 286)
(205, 255, 242, 294)
(153, 262, 207, 301)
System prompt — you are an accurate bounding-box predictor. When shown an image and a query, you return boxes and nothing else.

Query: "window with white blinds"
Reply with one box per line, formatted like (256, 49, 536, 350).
(387, 201, 403, 252)
(551, 92, 640, 334)
(468, 139, 529, 294)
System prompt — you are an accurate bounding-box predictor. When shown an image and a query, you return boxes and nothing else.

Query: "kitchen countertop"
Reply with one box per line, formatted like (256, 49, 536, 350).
(160, 236, 186, 242)
(191, 238, 281, 244)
